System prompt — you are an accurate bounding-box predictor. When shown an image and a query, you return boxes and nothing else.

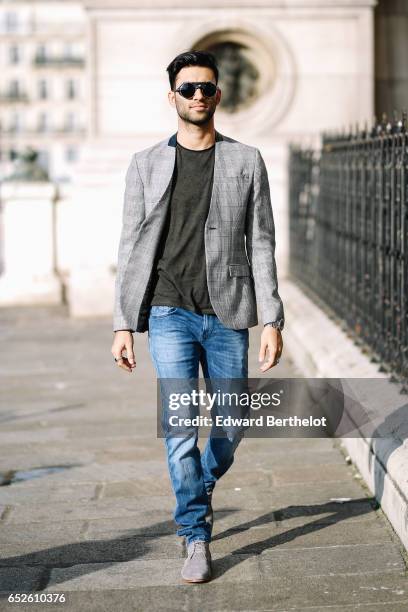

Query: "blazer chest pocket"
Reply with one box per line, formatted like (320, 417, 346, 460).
(225, 172, 250, 180)
(228, 263, 251, 277)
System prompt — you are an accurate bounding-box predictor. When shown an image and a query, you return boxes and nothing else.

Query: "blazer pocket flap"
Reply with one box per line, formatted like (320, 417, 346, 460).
(229, 263, 251, 277)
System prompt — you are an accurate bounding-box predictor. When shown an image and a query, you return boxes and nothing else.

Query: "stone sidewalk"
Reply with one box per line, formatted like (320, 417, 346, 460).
(0, 304, 407, 611)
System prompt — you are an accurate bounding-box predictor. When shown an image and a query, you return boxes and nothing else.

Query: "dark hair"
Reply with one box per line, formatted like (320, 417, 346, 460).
(166, 50, 219, 91)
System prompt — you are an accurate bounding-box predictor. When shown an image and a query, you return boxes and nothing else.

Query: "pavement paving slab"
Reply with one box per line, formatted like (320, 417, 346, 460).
(0, 305, 407, 610)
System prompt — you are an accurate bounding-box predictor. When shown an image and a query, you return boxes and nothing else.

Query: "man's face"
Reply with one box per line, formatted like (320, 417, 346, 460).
(168, 65, 221, 126)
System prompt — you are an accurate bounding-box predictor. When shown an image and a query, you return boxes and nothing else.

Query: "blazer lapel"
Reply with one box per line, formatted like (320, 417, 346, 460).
(146, 140, 177, 206)
(208, 131, 229, 226)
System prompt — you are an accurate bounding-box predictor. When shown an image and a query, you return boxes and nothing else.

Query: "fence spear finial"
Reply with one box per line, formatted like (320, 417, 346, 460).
(381, 112, 389, 133)
(402, 109, 407, 132)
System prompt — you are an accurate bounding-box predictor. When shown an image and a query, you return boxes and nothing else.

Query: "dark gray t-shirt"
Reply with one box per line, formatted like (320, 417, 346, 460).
(150, 140, 216, 315)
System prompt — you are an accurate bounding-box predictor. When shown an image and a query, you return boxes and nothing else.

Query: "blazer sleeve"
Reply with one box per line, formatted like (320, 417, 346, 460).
(245, 148, 284, 326)
(113, 153, 145, 332)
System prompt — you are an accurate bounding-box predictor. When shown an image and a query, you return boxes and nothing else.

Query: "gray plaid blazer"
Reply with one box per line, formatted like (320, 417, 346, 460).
(113, 129, 284, 333)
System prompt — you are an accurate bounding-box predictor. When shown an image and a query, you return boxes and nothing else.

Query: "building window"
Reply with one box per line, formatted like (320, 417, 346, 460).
(36, 44, 47, 61)
(37, 150, 49, 173)
(9, 45, 20, 64)
(5, 12, 18, 33)
(37, 112, 49, 132)
(201, 41, 260, 113)
(9, 79, 20, 97)
(10, 112, 22, 133)
(65, 146, 78, 162)
(38, 80, 48, 100)
(66, 79, 77, 100)
(64, 112, 76, 132)
(64, 42, 73, 59)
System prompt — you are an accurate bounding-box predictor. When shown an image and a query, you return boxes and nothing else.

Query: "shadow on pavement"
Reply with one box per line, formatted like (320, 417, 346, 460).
(211, 497, 379, 579)
(0, 498, 378, 592)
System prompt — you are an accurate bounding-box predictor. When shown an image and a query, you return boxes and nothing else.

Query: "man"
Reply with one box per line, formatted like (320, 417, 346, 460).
(111, 50, 284, 583)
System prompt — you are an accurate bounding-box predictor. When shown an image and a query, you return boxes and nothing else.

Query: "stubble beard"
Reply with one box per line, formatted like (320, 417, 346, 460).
(176, 101, 216, 127)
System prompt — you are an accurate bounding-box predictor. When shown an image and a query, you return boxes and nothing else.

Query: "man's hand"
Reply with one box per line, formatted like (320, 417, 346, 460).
(258, 327, 283, 372)
(111, 331, 136, 373)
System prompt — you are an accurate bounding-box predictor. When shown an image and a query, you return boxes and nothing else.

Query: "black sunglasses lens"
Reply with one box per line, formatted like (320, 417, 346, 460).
(179, 83, 196, 98)
(178, 82, 217, 98)
(202, 82, 217, 97)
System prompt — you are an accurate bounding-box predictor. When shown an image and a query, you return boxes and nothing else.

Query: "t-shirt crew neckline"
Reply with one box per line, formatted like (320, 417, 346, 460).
(176, 140, 215, 152)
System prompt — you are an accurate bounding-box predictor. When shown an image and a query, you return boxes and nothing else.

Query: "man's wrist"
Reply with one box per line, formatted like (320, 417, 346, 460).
(264, 318, 284, 331)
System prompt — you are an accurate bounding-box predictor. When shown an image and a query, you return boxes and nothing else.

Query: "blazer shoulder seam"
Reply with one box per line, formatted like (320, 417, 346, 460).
(132, 153, 143, 184)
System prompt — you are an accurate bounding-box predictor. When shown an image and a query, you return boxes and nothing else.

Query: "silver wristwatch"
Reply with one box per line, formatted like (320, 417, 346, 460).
(264, 318, 284, 331)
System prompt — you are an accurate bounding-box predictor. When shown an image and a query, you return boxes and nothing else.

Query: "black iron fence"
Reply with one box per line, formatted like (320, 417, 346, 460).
(289, 112, 408, 392)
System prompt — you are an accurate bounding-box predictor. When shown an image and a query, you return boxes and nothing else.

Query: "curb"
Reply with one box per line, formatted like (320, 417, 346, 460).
(281, 278, 408, 551)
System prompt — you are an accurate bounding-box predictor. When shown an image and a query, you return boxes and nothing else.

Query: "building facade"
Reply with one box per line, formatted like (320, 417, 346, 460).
(0, 1, 87, 182)
(0, 0, 383, 318)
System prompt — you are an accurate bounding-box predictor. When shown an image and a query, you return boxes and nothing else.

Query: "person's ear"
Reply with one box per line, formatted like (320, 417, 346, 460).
(215, 87, 221, 106)
(168, 90, 176, 107)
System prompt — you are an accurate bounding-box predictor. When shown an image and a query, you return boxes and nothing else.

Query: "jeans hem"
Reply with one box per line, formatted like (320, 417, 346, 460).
(186, 535, 211, 545)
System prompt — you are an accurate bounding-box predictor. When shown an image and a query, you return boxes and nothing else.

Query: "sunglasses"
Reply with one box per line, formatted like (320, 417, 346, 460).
(174, 81, 218, 99)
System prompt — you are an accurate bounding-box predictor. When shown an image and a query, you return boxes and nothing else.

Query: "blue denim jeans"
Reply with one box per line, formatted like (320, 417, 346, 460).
(147, 305, 249, 544)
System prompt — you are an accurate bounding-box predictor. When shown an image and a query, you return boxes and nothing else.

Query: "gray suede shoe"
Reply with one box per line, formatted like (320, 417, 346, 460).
(181, 540, 212, 583)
